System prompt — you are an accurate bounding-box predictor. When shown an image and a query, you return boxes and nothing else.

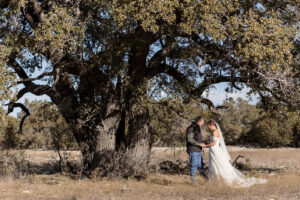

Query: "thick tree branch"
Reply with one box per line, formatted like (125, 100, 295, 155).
(8, 53, 53, 98)
(128, 25, 155, 85)
(20, 0, 45, 28)
(147, 63, 246, 92)
(6, 53, 52, 133)
(8, 53, 30, 81)
(191, 33, 243, 69)
(6, 102, 30, 133)
(17, 72, 53, 84)
(146, 62, 247, 108)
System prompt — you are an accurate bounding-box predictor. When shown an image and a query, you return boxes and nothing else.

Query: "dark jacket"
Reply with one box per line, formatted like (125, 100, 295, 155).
(186, 122, 202, 153)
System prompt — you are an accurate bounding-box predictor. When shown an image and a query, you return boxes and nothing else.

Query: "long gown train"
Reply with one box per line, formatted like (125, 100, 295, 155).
(208, 136, 267, 188)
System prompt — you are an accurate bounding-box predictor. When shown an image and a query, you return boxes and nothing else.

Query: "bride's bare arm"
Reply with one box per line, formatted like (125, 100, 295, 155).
(201, 140, 216, 148)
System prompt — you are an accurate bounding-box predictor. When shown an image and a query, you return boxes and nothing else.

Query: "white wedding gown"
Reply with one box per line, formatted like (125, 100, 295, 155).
(208, 135, 267, 188)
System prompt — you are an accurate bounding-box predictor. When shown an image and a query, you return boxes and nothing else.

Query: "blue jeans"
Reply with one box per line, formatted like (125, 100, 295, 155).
(189, 152, 204, 176)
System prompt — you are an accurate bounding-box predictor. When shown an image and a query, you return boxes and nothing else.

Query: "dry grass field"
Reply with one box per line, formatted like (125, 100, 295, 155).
(0, 147, 299, 200)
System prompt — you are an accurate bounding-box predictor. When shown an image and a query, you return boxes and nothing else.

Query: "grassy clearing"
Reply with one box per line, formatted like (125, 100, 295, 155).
(0, 170, 299, 200)
(0, 147, 299, 200)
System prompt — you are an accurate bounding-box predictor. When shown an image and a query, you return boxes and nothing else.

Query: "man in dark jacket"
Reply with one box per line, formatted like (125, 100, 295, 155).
(186, 116, 205, 184)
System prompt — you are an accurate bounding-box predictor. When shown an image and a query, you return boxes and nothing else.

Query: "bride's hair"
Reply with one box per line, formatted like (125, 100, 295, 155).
(207, 120, 217, 127)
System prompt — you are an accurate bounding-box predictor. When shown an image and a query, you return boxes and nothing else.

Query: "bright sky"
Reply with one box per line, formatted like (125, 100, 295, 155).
(202, 83, 259, 106)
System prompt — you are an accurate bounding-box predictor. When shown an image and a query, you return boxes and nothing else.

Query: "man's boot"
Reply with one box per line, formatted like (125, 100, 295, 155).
(200, 169, 208, 180)
(191, 176, 197, 185)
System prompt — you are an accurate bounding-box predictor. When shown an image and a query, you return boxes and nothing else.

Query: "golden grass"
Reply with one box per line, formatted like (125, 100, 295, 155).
(0, 147, 299, 200)
(0, 170, 299, 200)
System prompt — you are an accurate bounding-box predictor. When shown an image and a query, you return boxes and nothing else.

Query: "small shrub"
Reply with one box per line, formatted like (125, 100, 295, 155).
(2, 120, 19, 149)
(0, 150, 30, 178)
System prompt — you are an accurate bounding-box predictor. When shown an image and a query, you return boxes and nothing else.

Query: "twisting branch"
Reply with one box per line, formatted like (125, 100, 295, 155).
(8, 52, 53, 96)
(17, 72, 53, 84)
(6, 52, 53, 133)
(6, 102, 30, 133)
(146, 62, 247, 109)
(21, 0, 45, 28)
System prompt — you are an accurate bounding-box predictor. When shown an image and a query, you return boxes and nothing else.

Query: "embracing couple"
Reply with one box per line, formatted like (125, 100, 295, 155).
(186, 116, 266, 188)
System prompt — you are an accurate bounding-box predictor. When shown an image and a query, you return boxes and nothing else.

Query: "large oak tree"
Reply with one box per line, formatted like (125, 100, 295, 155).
(0, 0, 299, 176)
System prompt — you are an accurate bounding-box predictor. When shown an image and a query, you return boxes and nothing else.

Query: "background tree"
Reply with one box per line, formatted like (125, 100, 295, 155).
(19, 100, 77, 149)
(241, 101, 300, 147)
(2, 119, 19, 149)
(218, 98, 261, 145)
(0, 0, 299, 176)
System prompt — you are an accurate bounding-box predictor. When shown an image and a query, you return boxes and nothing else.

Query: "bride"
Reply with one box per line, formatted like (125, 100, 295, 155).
(200, 120, 267, 188)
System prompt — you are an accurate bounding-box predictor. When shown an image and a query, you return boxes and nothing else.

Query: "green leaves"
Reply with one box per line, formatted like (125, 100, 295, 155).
(0, 45, 16, 104)
(110, 0, 296, 72)
(32, 6, 85, 60)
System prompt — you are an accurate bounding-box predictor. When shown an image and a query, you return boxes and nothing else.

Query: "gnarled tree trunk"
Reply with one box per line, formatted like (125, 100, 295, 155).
(126, 105, 152, 176)
(88, 99, 122, 176)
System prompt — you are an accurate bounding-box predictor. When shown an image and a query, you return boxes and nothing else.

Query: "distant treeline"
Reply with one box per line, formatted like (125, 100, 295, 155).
(150, 97, 300, 148)
(0, 98, 299, 149)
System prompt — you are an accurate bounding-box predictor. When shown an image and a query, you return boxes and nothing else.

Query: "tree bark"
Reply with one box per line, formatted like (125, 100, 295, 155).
(128, 109, 151, 176)
(88, 99, 122, 175)
(125, 96, 152, 176)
